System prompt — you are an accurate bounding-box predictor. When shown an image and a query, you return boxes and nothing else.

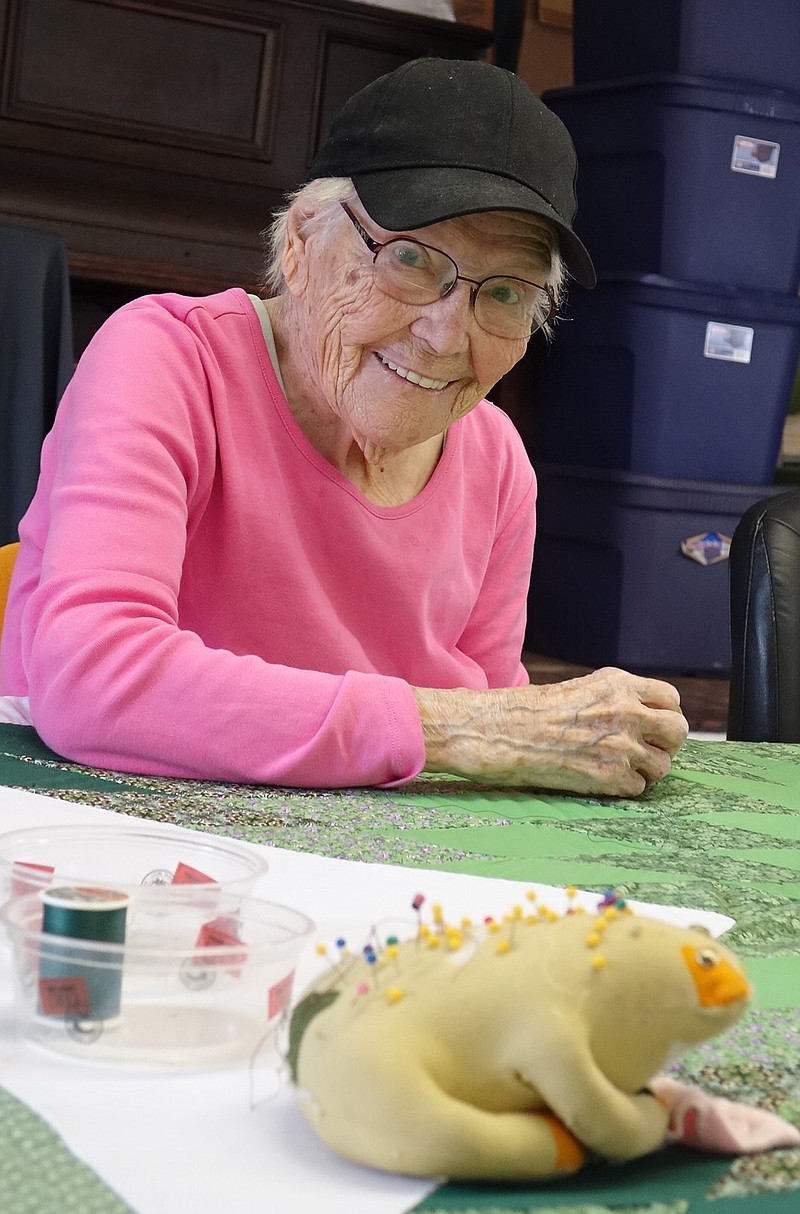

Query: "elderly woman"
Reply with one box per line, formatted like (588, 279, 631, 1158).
(0, 58, 687, 794)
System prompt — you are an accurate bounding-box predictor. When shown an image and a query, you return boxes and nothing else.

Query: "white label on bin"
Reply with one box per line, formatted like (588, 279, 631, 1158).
(704, 322, 754, 363)
(731, 135, 780, 178)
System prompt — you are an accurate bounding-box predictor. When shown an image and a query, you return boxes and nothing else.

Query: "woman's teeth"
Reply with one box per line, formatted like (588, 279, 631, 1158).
(379, 356, 449, 391)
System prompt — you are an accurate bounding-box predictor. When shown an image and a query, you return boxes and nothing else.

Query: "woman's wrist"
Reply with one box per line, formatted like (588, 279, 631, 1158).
(411, 685, 534, 780)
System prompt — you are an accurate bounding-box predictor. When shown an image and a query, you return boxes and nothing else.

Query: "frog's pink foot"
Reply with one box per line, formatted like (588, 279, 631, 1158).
(538, 1112, 587, 1173)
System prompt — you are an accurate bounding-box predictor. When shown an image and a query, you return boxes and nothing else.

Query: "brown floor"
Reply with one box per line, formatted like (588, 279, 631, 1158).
(523, 652, 730, 735)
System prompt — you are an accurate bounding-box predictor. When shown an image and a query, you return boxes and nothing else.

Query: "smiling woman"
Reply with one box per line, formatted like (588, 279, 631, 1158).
(0, 58, 688, 796)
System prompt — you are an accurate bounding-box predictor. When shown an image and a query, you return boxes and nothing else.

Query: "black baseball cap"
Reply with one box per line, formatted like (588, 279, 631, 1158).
(310, 57, 596, 289)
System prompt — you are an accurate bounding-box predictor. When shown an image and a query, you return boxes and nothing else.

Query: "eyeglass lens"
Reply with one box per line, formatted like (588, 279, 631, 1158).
(375, 239, 551, 338)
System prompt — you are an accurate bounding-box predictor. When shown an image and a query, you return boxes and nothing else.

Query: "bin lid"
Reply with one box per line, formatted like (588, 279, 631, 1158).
(543, 74, 800, 124)
(589, 273, 800, 323)
(534, 462, 788, 514)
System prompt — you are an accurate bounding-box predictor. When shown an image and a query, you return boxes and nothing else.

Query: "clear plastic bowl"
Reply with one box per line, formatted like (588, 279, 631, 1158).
(0, 824, 269, 904)
(1, 888, 313, 1068)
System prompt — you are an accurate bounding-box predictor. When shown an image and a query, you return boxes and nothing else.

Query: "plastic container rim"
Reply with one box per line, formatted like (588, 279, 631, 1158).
(0, 822, 270, 882)
(1, 890, 314, 966)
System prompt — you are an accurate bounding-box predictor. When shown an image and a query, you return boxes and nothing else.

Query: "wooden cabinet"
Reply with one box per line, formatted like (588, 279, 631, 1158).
(0, 0, 489, 293)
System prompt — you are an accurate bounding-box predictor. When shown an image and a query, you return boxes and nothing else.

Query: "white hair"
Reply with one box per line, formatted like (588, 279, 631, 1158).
(260, 178, 358, 296)
(259, 175, 568, 337)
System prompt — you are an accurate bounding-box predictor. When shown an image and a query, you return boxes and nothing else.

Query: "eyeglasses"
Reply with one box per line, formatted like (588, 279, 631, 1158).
(341, 203, 556, 340)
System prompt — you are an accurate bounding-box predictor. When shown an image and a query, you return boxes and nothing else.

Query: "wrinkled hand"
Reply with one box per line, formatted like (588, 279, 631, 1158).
(414, 667, 689, 796)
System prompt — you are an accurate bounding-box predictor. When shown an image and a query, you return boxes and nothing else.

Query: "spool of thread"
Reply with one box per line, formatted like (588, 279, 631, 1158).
(38, 886, 129, 1024)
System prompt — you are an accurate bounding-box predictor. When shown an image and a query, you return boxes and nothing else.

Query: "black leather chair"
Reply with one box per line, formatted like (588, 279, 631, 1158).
(728, 488, 800, 741)
(0, 224, 73, 545)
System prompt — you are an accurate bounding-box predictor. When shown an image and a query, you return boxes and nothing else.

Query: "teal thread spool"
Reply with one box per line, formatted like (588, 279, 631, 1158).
(39, 886, 129, 1025)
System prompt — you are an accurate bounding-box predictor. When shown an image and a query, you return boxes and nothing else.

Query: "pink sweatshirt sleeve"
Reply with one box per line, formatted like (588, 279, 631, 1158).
(457, 471, 536, 689)
(12, 301, 425, 787)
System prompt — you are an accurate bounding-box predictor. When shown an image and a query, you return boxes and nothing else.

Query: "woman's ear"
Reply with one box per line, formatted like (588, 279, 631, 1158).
(282, 202, 313, 297)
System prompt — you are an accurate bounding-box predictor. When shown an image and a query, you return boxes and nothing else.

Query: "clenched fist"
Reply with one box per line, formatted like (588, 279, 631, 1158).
(414, 667, 689, 796)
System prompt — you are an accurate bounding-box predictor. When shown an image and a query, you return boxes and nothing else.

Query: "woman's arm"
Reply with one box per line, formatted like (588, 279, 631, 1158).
(9, 295, 425, 788)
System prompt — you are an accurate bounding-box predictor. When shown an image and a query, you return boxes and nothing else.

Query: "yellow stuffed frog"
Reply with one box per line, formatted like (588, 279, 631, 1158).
(288, 897, 752, 1181)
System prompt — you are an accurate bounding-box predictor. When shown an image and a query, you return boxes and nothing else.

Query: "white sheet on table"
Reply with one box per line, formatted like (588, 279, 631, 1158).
(0, 785, 735, 1214)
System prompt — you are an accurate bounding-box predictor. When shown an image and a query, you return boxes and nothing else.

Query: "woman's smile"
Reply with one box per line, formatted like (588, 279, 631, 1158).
(374, 352, 454, 392)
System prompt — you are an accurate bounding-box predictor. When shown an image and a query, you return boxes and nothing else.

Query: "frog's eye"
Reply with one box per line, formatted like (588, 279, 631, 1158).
(696, 948, 719, 968)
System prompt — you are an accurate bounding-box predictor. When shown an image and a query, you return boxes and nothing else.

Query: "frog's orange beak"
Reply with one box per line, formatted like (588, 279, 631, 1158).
(681, 945, 752, 1008)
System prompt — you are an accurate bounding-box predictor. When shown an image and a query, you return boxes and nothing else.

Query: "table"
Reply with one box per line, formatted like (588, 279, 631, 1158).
(0, 723, 798, 1213)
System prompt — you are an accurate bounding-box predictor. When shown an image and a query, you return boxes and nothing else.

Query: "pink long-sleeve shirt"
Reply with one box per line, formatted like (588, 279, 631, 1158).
(0, 289, 536, 787)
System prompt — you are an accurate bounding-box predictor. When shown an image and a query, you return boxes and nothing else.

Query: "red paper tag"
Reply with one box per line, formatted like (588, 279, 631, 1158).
(172, 862, 215, 885)
(38, 976, 91, 1018)
(268, 970, 295, 1019)
(194, 917, 247, 977)
(11, 861, 55, 900)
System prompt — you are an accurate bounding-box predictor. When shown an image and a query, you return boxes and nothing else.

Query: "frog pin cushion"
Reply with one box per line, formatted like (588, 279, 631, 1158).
(288, 893, 752, 1181)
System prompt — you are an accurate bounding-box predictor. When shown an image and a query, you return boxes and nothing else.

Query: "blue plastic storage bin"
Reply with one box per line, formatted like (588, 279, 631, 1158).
(572, 0, 800, 95)
(530, 274, 800, 483)
(526, 464, 781, 673)
(544, 76, 800, 292)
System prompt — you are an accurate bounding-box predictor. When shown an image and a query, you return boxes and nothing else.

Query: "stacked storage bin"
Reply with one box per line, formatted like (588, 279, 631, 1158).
(524, 0, 800, 672)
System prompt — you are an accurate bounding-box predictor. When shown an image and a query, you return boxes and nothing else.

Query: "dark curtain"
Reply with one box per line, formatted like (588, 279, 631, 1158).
(0, 225, 73, 544)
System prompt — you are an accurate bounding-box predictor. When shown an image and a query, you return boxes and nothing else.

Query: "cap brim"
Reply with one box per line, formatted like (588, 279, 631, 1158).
(352, 166, 596, 289)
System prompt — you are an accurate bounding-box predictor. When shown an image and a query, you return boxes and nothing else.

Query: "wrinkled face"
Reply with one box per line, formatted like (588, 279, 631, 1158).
(286, 201, 554, 457)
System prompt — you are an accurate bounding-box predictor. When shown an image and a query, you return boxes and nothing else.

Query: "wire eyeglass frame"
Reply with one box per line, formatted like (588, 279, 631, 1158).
(340, 202, 556, 339)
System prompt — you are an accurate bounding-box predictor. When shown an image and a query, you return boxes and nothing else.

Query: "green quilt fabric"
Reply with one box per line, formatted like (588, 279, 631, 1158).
(0, 725, 798, 1212)
(0, 1084, 133, 1214)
